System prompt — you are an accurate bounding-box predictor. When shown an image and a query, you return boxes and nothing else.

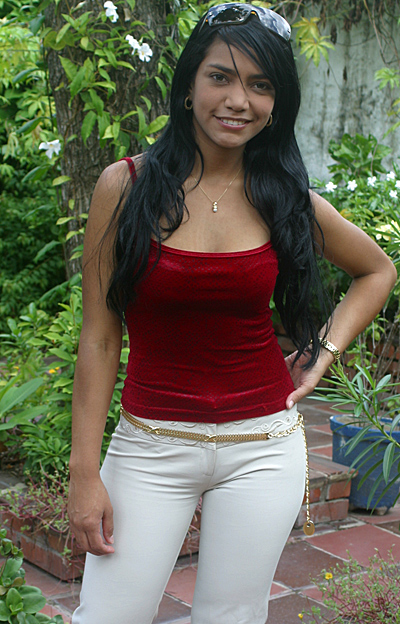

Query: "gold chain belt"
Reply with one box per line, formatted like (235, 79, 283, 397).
(120, 406, 315, 536)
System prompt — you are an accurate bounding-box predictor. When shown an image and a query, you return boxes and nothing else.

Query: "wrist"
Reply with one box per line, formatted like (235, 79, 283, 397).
(318, 337, 341, 363)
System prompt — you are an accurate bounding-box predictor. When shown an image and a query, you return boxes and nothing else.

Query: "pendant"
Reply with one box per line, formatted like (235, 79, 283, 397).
(212, 202, 218, 213)
(303, 520, 315, 536)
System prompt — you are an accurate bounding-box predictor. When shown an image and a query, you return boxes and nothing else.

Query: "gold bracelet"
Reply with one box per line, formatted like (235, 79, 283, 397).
(318, 337, 341, 363)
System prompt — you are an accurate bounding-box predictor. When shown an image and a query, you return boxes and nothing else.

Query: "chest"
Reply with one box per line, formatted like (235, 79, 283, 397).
(158, 183, 270, 254)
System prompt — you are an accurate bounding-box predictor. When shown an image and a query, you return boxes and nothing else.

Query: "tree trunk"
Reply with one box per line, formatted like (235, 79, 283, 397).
(45, 0, 170, 277)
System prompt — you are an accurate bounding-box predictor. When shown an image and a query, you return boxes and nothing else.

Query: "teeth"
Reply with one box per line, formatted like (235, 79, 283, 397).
(220, 118, 247, 126)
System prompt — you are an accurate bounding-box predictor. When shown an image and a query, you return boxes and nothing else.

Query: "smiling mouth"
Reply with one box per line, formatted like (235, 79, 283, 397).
(217, 117, 250, 126)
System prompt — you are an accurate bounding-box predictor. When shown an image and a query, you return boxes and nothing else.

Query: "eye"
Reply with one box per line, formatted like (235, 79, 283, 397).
(253, 81, 275, 93)
(210, 73, 228, 84)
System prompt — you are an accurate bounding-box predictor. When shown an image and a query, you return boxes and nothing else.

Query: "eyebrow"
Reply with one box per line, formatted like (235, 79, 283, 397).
(206, 63, 268, 80)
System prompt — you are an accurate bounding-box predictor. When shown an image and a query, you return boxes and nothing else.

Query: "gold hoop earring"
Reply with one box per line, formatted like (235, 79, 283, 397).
(266, 114, 273, 127)
(184, 96, 193, 111)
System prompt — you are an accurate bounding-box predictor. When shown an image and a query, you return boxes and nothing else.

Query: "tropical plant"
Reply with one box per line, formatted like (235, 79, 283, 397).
(314, 364, 400, 509)
(0, 528, 64, 623)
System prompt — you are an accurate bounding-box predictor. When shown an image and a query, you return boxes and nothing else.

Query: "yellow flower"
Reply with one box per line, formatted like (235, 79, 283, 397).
(55, 367, 60, 371)
(48, 369, 56, 374)
(325, 572, 333, 580)
(298, 614, 304, 620)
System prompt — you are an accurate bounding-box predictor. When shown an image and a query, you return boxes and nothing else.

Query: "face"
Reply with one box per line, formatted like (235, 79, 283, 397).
(189, 38, 275, 154)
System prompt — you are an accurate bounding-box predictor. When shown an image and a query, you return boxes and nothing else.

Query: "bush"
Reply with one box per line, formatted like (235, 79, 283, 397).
(0, 287, 128, 480)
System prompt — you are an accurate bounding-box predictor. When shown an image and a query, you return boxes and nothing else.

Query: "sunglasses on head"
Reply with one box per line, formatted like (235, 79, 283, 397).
(200, 3, 291, 41)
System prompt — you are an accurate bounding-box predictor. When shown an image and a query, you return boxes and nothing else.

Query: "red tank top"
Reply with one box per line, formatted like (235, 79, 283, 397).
(120, 158, 295, 423)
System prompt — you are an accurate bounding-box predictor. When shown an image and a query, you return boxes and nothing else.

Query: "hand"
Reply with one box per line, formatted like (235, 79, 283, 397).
(68, 474, 115, 556)
(284, 348, 335, 409)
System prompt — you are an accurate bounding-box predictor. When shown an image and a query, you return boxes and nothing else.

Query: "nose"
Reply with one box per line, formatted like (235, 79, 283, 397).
(224, 83, 250, 111)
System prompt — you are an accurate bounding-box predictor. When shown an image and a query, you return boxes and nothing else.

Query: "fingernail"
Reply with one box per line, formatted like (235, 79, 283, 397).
(288, 400, 294, 409)
(109, 535, 114, 544)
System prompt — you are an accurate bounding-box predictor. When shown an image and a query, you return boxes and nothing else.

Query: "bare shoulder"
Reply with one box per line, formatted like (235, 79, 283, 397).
(309, 190, 394, 278)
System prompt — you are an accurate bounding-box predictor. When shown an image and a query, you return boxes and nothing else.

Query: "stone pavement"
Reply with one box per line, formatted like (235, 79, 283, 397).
(3, 398, 400, 623)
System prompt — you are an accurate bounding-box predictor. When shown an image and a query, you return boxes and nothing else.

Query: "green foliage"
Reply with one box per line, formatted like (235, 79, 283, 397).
(0, 178, 65, 331)
(0, 376, 44, 432)
(4, 472, 69, 534)
(375, 67, 400, 137)
(293, 16, 335, 67)
(1, 287, 128, 480)
(0, 529, 64, 624)
(314, 364, 400, 509)
(301, 551, 400, 623)
(327, 133, 392, 182)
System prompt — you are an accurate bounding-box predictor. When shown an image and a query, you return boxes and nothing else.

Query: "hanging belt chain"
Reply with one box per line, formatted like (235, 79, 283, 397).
(119, 406, 315, 535)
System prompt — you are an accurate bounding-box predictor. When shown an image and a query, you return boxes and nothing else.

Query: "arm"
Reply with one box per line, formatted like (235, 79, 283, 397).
(285, 191, 398, 408)
(68, 160, 131, 556)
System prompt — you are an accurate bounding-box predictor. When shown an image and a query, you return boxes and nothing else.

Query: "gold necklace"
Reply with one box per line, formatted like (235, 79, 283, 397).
(191, 166, 242, 213)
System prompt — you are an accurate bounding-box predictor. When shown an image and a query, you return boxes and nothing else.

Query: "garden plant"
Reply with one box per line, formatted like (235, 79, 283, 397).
(299, 551, 400, 623)
(0, 528, 64, 623)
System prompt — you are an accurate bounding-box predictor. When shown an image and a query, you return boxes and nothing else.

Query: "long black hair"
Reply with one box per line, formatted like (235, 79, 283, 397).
(105, 13, 332, 367)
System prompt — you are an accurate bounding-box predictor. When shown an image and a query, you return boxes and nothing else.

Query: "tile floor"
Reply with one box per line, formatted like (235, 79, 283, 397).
(6, 397, 400, 623)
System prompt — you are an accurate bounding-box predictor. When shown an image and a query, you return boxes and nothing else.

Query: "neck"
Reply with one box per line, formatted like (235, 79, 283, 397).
(191, 150, 244, 182)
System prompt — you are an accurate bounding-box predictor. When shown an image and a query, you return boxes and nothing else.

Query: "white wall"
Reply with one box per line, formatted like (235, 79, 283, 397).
(294, 16, 399, 182)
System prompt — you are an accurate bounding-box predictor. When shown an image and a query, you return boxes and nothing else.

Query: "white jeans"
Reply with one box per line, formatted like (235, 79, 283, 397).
(72, 406, 305, 624)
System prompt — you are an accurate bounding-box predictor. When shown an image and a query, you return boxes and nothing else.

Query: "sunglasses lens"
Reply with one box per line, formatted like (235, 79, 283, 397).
(209, 5, 249, 25)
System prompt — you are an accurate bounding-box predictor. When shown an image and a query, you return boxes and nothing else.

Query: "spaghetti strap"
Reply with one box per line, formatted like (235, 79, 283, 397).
(119, 157, 137, 184)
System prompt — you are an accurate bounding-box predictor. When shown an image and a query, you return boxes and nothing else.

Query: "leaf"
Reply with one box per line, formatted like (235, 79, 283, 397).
(52, 176, 71, 186)
(12, 68, 38, 85)
(6, 587, 23, 611)
(33, 241, 61, 263)
(154, 76, 167, 100)
(19, 586, 46, 614)
(47, 348, 75, 362)
(17, 118, 43, 135)
(69, 65, 87, 98)
(0, 378, 44, 416)
(0, 599, 11, 619)
(56, 216, 75, 225)
(88, 89, 104, 116)
(146, 115, 169, 135)
(0, 406, 46, 431)
(56, 23, 71, 45)
(382, 442, 396, 483)
(2, 558, 23, 581)
(81, 111, 97, 144)
(59, 57, 78, 82)
(136, 105, 147, 137)
(141, 96, 152, 112)
(21, 166, 49, 183)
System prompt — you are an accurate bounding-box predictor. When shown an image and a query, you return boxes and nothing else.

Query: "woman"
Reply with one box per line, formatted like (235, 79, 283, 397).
(69, 4, 397, 623)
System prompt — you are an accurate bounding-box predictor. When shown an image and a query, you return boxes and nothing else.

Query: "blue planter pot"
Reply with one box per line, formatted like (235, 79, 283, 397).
(330, 414, 400, 510)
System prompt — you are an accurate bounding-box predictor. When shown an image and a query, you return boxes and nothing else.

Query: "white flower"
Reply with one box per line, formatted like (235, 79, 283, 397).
(367, 176, 376, 187)
(376, 223, 394, 240)
(104, 1, 118, 22)
(389, 189, 398, 199)
(395, 180, 400, 189)
(138, 42, 153, 62)
(325, 182, 337, 193)
(39, 139, 61, 159)
(387, 171, 396, 181)
(347, 180, 357, 191)
(125, 34, 140, 52)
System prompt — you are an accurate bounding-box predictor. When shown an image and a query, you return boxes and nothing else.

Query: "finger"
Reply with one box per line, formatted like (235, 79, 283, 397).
(102, 504, 114, 545)
(287, 383, 314, 408)
(86, 528, 115, 556)
(70, 529, 90, 554)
